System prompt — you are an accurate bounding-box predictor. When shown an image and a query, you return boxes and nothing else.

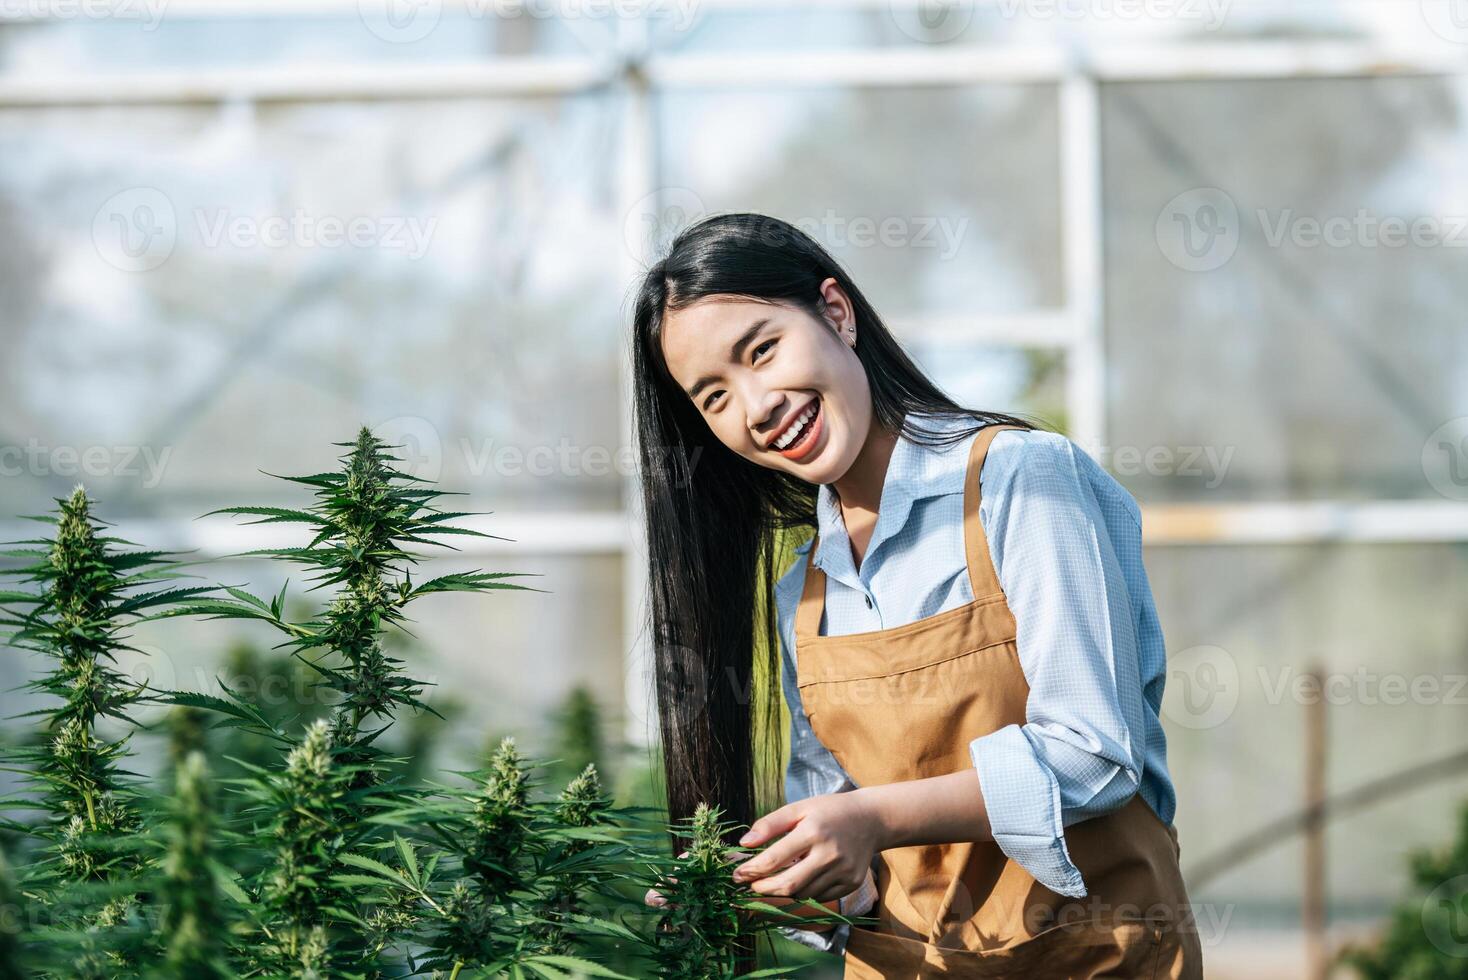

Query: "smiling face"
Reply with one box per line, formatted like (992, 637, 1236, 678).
(659, 277, 873, 484)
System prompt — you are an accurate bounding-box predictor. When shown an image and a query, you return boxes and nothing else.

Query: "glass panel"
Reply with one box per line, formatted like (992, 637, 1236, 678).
(0, 95, 625, 519)
(1147, 543, 1468, 930)
(1102, 75, 1468, 502)
(655, 84, 1063, 317)
(905, 340, 1068, 432)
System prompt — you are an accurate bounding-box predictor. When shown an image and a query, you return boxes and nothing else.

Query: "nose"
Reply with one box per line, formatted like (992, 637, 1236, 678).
(748, 387, 785, 435)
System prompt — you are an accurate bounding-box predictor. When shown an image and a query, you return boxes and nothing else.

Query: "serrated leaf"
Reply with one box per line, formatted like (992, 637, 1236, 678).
(338, 852, 404, 884)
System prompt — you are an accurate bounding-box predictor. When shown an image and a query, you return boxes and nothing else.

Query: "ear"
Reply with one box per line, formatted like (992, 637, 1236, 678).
(817, 277, 857, 347)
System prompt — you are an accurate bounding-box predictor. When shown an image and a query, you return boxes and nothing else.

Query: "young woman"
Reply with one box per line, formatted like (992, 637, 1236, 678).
(632, 212, 1202, 978)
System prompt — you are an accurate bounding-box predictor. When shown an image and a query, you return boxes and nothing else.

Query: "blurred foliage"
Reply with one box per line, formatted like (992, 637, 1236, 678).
(1338, 798, 1468, 979)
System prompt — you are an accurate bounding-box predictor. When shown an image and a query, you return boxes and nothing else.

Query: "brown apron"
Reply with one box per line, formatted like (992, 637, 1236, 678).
(793, 424, 1203, 979)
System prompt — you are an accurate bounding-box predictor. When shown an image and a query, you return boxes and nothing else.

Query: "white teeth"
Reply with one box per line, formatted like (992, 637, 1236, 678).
(774, 401, 819, 450)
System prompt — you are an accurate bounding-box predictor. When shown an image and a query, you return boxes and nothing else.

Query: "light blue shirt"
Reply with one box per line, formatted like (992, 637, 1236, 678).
(774, 411, 1177, 956)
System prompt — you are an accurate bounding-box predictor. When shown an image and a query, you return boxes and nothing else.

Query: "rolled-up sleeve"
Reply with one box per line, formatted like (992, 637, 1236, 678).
(773, 546, 878, 956)
(969, 431, 1149, 900)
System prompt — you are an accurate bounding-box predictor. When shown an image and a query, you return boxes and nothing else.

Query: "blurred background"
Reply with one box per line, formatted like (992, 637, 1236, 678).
(3, 1, 1468, 976)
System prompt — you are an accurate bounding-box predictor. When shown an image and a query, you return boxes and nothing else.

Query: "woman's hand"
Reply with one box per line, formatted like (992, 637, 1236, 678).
(731, 789, 887, 903)
(643, 847, 743, 910)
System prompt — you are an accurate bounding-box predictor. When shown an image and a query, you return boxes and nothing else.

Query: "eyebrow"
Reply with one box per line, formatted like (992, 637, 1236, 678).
(686, 317, 772, 401)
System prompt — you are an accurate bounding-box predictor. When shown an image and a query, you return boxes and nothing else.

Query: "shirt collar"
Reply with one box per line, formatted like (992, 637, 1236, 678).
(807, 409, 975, 575)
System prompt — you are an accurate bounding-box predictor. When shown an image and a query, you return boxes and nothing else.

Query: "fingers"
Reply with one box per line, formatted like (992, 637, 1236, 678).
(749, 847, 863, 902)
(739, 802, 803, 848)
(803, 868, 856, 905)
(747, 848, 826, 898)
(733, 827, 810, 884)
(644, 887, 666, 908)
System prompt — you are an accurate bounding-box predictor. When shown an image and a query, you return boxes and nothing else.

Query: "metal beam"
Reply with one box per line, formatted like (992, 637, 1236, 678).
(6, 41, 1468, 107)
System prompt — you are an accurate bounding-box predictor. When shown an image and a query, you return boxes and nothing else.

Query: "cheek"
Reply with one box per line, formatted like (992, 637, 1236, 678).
(709, 412, 754, 454)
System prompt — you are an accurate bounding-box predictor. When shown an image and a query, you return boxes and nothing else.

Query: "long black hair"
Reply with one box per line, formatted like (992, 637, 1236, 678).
(629, 210, 1043, 852)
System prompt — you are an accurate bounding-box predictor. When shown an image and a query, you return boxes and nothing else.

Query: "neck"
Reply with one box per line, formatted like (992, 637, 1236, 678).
(830, 416, 900, 519)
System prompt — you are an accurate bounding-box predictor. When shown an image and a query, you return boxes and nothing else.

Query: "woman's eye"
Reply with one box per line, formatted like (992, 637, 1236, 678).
(703, 391, 723, 410)
(753, 339, 777, 360)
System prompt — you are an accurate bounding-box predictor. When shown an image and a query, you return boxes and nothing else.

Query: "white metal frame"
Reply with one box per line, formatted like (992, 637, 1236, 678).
(5, 21, 1468, 744)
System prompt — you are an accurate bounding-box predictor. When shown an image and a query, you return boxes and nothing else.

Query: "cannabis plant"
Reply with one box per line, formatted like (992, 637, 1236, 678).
(169, 427, 539, 772)
(159, 428, 544, 974)
(0, 435, 847, 980)
(153, 710, 228, 980)
(0, 486, 215, 973)
(0, 846, 24, 980)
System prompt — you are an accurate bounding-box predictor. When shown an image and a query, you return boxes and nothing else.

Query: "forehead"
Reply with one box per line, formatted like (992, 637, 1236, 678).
(659, 295, 781, 373)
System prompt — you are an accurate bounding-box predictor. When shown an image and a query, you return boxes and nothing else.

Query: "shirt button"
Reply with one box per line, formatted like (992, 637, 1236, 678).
(864, 594, 873, 609)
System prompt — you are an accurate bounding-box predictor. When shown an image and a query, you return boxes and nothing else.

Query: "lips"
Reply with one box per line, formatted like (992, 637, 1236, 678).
(768, 397, 819, 451)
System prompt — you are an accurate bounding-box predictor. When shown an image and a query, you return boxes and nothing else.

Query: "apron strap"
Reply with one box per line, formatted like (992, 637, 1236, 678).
(793, 422, 1024, 640)
(794, 531, 827, 641)
(963, 423, 1023, 599)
